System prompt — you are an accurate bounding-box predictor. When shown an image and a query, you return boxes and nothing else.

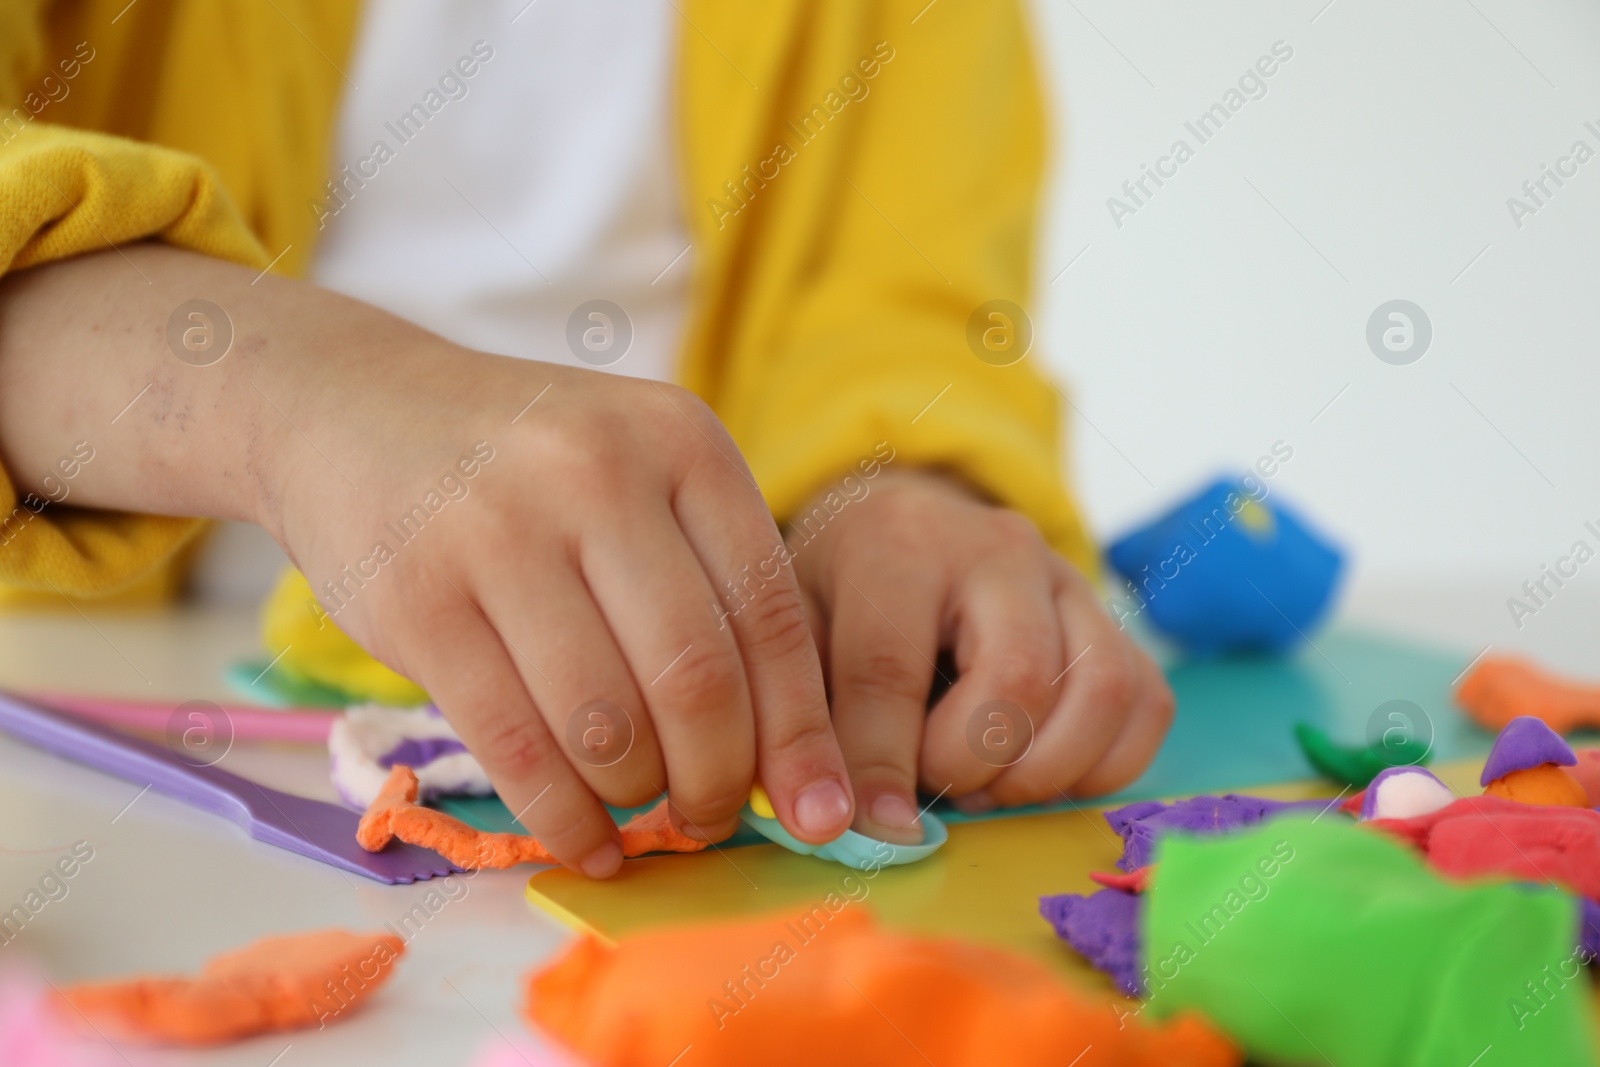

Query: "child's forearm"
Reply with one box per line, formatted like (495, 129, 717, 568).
(0, 242, 857, 875)
(0, 243, 442, 531)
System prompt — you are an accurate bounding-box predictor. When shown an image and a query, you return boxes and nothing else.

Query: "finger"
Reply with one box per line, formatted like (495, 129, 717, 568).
(795, 578, 831, 682)
(919, 553, 1064, 802)
(669, 417, 852, 844)
(977, 570, 1138, 808)
(580, 503, 758, 842)
(477, 556, 666, 809)
(408, 602, 623, 878)
(825, 555, 945, 844)
(1068, 642, 1174, 798)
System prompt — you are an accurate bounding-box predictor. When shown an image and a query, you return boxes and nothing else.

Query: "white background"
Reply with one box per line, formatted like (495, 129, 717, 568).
(1028, 0, 1600, 657)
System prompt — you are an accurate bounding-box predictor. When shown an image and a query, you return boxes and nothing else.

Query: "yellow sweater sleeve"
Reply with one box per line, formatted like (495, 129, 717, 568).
(678, 0, 1097, 577)
(0, 122, 268, 596)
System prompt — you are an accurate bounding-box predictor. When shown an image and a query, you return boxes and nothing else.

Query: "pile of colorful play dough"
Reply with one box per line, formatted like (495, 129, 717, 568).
(51, 711, 1600, 1064)
(123, 588, 1600, 1066)
(1040, 715, 1600, 1064)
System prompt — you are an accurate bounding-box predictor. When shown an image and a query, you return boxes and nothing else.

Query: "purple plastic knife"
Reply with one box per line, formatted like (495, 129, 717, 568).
(0, 690, 457, 884)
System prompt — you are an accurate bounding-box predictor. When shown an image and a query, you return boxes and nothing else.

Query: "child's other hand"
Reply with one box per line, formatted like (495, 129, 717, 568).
(789, 469, 1174, 844)
(268, 342, 854, 878)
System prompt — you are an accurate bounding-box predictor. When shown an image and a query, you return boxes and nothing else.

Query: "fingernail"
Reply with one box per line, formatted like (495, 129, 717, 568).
(794, 779, 852, 838)
(952, 791, 996, 816)
(580, 841, 623, 879)
(869, 792, 919, 829)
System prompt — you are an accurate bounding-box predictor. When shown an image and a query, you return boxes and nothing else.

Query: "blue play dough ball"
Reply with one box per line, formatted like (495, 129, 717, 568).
(1106, 477, 1344, 656)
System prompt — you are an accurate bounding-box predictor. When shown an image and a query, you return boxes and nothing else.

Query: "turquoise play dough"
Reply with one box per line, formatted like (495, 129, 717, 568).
(737, 803, 949, 870)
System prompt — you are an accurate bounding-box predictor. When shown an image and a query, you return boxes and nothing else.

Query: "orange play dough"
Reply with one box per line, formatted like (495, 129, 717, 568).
(1456, 656, 1600, 733)
(1482, 763, 1590, 807)
(1568, 749, 1600, 806)
(524, 908, 1239, 1067)
(58, 929, 403, 1045)
(357, 765, 706, 867)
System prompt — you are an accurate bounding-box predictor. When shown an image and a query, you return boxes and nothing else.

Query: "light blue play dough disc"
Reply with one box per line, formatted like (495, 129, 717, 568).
(737, 803, 948, 870)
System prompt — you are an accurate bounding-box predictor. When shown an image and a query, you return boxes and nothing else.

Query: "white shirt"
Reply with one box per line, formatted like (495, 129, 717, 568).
(310, 0, 691, 378)
(192, 1, 689, 601)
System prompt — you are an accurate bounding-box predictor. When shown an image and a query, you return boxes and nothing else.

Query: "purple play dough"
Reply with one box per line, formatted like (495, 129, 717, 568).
(1040, 888, 1143, 996)
(1480, 716, 1577, 786)
(329, 751, 369, 811)
(378, 736, 469, 769)
(1106, 794, 1329, 871)
(1582, 897, 1600, 962)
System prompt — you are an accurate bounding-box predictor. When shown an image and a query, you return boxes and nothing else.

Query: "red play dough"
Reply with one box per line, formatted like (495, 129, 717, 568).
(1482, 764, 1589, 808)
(526, 908, 1240, 1067)
(1456, 656, 1600, 733)
(357, 765, 706, 867)
(1089, 867, 1153, 893)
(1366, 795, 1600, 899)
(58, 930, 403, 1045)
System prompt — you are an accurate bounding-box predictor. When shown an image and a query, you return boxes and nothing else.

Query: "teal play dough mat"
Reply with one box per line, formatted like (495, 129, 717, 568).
(439, 625, 1496, 846)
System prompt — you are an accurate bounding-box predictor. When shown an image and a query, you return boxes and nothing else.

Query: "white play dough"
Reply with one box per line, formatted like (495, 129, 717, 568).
(1368, 771, 1455, 821)
(328, 704, 493, 808)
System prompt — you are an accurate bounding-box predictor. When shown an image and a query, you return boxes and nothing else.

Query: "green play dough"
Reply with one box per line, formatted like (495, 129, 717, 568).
(1294, 721, 1431, 787)
(1140, 817, 1596, 1066)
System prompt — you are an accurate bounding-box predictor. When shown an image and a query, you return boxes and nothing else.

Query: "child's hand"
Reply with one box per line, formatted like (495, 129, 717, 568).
(0, 245, 854, 879)
(789, 469, 1174, 844)
(270, 348, 858, 877)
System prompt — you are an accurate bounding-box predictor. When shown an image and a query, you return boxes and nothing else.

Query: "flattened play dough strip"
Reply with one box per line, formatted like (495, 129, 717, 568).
(59, 929, 405, 1046)
(357, 765, 707, 867)
(1456, 655, 1600, 733)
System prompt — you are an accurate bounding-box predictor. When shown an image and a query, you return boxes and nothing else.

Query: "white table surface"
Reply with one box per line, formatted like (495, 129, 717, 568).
(0, 582, 1592, 1065)
(0, 607, 568, 1067)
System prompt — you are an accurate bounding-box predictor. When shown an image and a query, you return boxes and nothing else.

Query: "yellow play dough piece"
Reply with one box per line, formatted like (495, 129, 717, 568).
(748, 783, 776, 819)
(1236, 498, 1275, 536)
(261, 568, 429, 706)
